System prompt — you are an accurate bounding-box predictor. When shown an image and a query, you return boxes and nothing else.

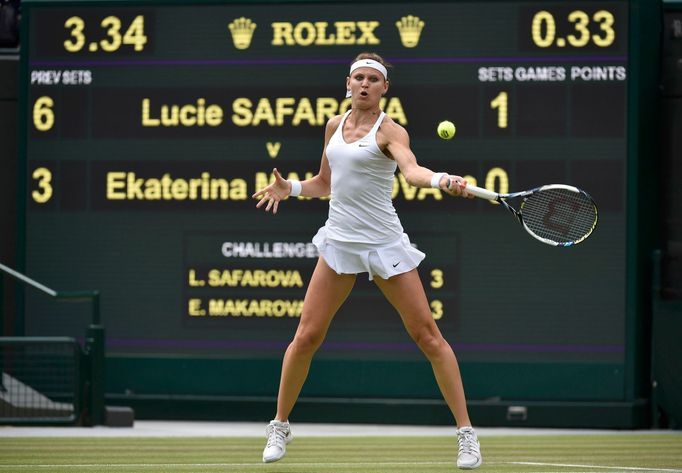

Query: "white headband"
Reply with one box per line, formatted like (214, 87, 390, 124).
(346, 59, 388, 98)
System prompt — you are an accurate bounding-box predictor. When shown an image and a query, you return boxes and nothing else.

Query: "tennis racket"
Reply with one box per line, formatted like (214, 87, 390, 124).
(453, 182, 598, 247)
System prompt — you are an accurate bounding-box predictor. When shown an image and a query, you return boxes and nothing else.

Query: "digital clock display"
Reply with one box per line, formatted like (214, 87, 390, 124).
(21, 1, 630, 400)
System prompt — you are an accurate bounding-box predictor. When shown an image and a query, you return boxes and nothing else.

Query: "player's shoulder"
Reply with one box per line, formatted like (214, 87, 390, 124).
(327, 115, 343, 128)
(326, 114, 344, 131)
(323, 114, 345, 142)
(378, 114, 409, 141)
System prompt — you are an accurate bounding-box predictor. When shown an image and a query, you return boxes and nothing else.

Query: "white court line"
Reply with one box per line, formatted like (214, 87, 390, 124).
(1, 461, 680, 472)
(0, 469, 652, 473)
(0, 462, 452, 468)
(506, 461, 682, 473)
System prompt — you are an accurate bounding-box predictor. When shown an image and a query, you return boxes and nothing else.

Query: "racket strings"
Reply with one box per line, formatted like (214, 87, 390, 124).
(520, 189, 597, 244)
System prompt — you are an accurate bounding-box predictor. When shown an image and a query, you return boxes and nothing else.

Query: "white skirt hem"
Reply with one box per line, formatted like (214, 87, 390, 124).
(312, 227, 426, 281)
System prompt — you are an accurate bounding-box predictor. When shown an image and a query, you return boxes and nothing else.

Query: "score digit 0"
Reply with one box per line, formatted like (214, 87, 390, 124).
(33, 96, 55, 132)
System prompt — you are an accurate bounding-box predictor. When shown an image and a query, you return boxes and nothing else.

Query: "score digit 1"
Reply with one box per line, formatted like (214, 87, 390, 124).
(33, 96, 55, 132)
(490, 91, 508, 129)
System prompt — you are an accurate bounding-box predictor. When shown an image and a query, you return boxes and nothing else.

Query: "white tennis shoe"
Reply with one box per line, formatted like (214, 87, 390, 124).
(456, 426, 482, 469)
(262, 420, 292, 463)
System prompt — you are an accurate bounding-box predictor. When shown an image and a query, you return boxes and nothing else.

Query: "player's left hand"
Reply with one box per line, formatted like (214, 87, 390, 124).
(252, 168, 290, 214)
(444, 175, 475, 199)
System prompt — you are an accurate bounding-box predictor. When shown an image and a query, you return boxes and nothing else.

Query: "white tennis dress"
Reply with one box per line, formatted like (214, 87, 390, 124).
(312, 110, 425, 280)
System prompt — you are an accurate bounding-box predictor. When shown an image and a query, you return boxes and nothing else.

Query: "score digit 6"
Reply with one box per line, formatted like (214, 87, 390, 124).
(33, 96, 55, 132)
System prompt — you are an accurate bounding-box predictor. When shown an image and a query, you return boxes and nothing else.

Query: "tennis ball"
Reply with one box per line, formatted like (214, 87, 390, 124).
(437, 120, 456, 140)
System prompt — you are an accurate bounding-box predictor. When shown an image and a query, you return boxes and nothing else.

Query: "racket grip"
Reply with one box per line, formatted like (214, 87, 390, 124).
(461, 184, 498, 200)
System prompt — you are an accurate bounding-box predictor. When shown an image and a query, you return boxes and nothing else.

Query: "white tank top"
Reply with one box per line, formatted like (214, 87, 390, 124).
(324, 110, 404, 243)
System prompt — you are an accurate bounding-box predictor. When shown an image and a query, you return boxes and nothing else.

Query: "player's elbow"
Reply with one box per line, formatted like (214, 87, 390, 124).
(314, 174, 332, 197)
(315, 174, 332, 197)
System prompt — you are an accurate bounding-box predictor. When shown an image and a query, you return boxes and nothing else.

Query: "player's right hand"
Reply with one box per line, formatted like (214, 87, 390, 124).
(252, 168, 291, 214)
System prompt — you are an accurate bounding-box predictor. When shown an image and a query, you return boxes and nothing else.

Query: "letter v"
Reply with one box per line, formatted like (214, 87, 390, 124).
(266, 142, 282, 158)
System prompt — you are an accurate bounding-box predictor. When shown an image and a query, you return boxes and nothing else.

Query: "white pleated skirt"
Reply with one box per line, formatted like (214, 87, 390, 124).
(312, 227, 426, 281)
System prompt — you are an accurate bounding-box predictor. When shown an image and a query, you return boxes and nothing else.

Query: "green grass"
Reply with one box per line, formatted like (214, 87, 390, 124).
(0, 435, 681, 473)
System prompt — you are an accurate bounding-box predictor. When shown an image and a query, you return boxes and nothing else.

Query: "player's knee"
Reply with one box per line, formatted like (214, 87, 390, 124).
(291, 329, 325, 354)
(414, 330, 446, 359)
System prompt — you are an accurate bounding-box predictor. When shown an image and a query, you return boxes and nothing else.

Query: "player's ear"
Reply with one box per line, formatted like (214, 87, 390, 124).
(383, 79, 389, 95)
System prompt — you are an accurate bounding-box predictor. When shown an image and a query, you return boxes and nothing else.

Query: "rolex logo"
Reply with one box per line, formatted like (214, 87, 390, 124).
(228, 17, 257, 50)
(395, 15, 424, 48)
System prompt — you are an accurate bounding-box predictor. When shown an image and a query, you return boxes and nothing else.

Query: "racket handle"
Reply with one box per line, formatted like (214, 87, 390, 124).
(461, 184, 498, 200)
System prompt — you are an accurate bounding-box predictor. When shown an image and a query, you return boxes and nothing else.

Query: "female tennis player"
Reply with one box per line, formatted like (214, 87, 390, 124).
(252, 52, 482, 470)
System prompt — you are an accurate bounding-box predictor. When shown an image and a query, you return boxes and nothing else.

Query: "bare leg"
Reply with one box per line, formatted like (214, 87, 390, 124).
(373, 269, 472, 427)
(274, 257, 356, 421)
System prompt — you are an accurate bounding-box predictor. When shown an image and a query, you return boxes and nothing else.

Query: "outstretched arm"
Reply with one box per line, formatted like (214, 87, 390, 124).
(382, 121, 472, 198)
(251, 116, 339, 214)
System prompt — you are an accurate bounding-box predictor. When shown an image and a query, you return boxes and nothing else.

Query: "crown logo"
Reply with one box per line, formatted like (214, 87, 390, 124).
(228, 17, 257, 50)
(395, 15, 424, 48)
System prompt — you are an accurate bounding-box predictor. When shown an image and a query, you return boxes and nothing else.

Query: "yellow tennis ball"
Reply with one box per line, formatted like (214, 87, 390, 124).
(437, 120, 456, 140)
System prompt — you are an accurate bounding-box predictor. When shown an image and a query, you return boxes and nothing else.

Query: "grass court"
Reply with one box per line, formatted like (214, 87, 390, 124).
(0, 434, 681, 473)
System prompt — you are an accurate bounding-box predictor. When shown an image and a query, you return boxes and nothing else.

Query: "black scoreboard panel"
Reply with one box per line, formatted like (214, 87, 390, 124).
(22, 1, 629, 398)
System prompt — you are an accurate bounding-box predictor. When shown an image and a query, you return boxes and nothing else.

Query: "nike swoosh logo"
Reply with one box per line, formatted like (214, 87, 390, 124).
(392, 262, 400, 268)
(358, 143, 370, 147)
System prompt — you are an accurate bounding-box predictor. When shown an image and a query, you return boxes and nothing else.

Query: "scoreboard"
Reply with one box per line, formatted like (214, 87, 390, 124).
(20, 0, 635, 401)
